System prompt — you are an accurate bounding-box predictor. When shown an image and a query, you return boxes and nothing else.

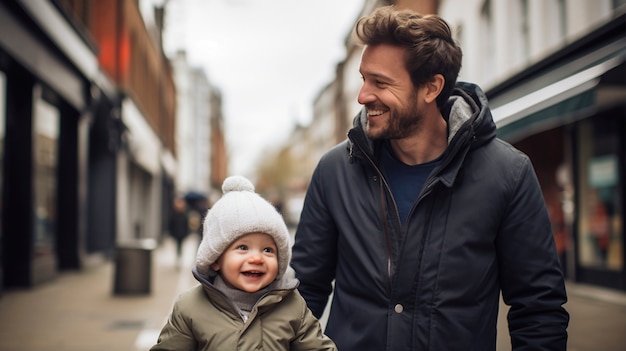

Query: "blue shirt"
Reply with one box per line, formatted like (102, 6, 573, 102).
(381, 142, 440, 223)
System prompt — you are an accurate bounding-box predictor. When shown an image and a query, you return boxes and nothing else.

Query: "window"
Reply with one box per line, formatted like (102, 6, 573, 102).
(479, 0, 495, 83)
(577, 118, 623, 270)
(0, 71, 5, 250)
(520, 0, 530, 60)
(32, 85, 59, 257)
(544, 0, 566, 50)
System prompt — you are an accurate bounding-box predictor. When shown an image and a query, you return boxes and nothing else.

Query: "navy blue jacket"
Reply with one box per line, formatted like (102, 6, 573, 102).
(291, 82, 569, 350)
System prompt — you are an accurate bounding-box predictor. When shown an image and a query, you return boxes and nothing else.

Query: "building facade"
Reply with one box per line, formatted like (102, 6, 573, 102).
(0, 0, 178, 292)
(170, 51, 228, 202)
(439, 0, 626, 291)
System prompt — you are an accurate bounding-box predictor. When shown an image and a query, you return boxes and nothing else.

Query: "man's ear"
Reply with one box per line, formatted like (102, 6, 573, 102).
(424, 74, 445, 104)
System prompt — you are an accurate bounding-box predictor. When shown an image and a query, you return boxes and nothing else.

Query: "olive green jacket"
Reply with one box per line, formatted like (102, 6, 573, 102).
(150, 268, 336, 351)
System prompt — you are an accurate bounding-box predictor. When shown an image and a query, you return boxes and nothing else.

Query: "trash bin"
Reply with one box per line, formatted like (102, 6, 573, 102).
(113, 238, 157, 295)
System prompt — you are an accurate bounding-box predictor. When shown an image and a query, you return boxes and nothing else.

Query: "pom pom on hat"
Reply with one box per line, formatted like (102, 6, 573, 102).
(195, 176, 292, 279)
(222, 175, 255, 193)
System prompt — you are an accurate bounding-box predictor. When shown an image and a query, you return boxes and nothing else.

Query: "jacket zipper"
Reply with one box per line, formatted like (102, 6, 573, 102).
(348, 136, 401, 288)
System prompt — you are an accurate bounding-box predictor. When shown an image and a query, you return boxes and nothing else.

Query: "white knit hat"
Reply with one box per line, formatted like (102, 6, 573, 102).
(195, 175, 292, 279)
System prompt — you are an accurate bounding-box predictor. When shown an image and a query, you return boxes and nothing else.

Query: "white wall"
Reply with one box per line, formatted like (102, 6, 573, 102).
(439, 0, 615, 90)
(116, 99, 164, 242)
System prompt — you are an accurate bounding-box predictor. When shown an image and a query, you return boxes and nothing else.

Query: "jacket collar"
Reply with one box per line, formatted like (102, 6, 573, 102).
(191, 265, 300, 317)
(347, 82, 496, 180)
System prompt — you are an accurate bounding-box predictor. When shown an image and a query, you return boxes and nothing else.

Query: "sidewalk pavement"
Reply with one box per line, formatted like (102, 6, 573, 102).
(495, 281, 626, 351)
(557, 281, 626, 351)
(0, 233, 625, 351)
(0, 235, 200, 351)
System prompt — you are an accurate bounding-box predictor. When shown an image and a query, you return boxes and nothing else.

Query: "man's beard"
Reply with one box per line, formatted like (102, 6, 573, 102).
(366, 94, 422, 140)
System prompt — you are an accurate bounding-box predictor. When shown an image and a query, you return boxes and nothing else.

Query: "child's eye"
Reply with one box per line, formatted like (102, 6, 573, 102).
(237, 245, 248, 250)
(263, 247, 275, 253)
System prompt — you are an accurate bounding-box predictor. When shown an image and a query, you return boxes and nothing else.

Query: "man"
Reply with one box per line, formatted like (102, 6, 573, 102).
(291, 5, 569, 351)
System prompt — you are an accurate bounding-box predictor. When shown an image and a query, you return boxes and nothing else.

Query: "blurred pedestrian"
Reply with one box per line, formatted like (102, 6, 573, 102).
(291, 6, 569, 351)
(151, 176, 336, 351)
(183, 191, 210, 239)
(169, 197, 190, 267)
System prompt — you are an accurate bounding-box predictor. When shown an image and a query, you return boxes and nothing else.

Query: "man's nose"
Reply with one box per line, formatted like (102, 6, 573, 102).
(357, 83, 374, 105)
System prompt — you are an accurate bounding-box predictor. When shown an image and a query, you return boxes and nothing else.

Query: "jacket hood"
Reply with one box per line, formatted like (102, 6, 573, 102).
(445, 81, 497, 148)
(349, 81, 496, 158)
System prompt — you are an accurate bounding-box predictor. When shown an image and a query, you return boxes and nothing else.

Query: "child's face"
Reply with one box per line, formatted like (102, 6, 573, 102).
(211, 232, 279, 292)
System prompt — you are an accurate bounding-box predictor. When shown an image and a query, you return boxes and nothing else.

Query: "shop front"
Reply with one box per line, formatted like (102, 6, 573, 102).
(488, 13, 626, 291)
(0, 1, 105, 288)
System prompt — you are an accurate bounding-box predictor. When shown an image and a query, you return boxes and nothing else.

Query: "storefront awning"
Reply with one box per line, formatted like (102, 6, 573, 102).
(488, 35, 626, 142)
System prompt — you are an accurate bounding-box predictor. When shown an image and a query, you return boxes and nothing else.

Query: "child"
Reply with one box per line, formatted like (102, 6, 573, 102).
(151, 176, 336, 351)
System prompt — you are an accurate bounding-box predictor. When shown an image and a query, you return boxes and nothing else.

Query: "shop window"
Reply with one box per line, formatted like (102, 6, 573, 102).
(0, 71, 5, 254)
(577, 118, 623, 270)
(32, 85, 59, 257)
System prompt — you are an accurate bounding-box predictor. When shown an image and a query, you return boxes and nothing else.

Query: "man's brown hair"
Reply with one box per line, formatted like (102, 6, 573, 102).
(355, 6, 463, 109)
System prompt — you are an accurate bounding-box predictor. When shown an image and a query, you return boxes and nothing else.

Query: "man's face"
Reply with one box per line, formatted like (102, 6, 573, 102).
(358, 44, 424, 140)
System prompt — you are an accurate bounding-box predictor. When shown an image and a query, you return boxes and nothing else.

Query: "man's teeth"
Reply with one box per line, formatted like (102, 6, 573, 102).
(368, 110, 385, 116)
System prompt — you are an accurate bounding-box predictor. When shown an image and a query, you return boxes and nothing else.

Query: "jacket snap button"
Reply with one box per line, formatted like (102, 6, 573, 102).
(394, 304, 403, 313)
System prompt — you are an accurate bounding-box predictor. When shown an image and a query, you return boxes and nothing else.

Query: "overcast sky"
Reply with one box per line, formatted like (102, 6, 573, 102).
(161, 0, 365, 177)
